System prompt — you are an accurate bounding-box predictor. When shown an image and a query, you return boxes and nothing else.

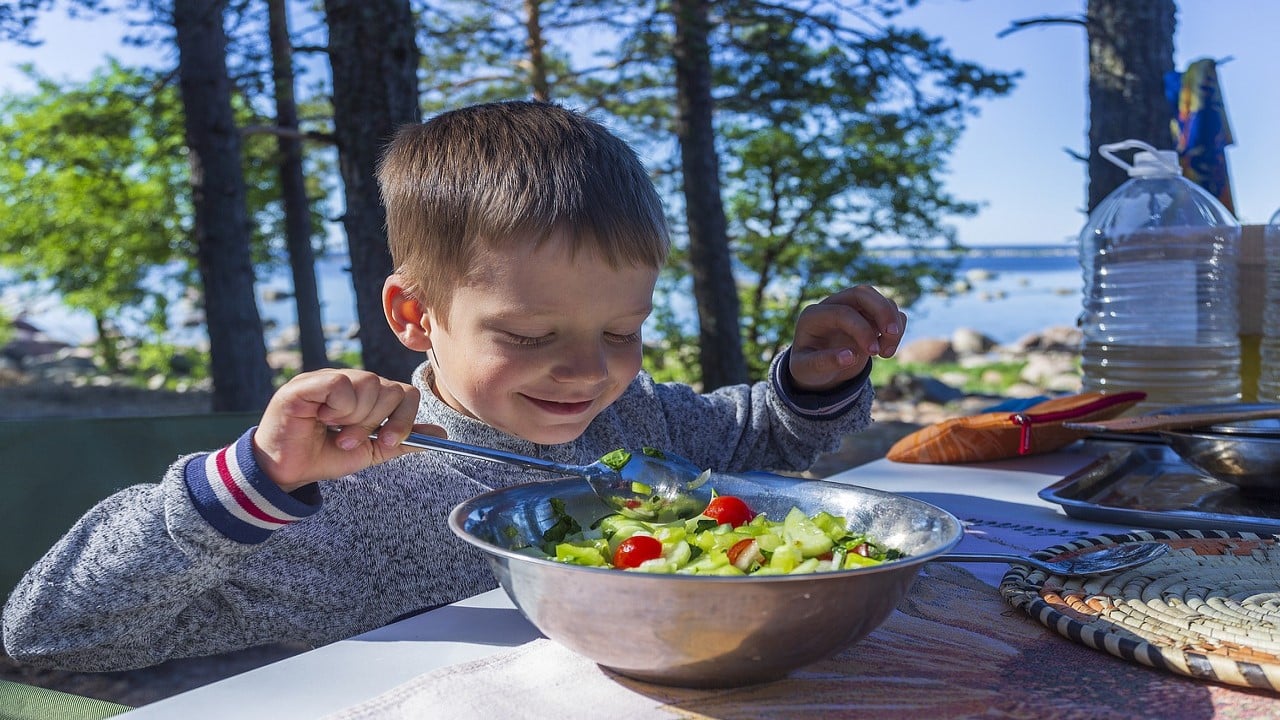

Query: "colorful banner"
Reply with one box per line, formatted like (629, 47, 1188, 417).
(1166, 58, 1236, 214)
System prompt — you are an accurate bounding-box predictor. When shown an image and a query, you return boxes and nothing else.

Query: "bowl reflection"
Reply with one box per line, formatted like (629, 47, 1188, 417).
(448, 473, 963, 688)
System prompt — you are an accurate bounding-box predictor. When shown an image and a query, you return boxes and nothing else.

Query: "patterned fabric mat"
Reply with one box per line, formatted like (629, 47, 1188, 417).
(1001, 529, 1280, 692)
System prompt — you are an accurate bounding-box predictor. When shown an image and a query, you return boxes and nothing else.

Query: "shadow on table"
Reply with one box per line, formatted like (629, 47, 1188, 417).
(356, 605, 544, 648)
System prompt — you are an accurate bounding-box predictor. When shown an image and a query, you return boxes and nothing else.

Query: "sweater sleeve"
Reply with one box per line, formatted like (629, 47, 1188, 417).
(185, 427, 322, 543)
(618, 350, 875, 477)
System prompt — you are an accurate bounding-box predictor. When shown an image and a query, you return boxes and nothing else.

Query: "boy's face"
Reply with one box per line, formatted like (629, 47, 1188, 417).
(423, 230, 659, 445)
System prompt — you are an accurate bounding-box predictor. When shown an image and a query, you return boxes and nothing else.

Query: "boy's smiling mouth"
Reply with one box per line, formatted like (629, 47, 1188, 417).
(522, 395, 596, 416)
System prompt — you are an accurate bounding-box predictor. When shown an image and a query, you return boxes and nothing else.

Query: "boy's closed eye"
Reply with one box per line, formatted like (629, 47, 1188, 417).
(503, 331, 553, 347)
(500, 330, 642, 347)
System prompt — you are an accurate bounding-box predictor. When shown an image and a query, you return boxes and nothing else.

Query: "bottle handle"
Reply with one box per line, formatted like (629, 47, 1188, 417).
(1098, 139, 1180, 175)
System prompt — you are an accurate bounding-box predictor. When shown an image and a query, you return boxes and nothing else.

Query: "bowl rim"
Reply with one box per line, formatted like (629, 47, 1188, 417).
(447, 475, 965, 582)
(1160, 428, 1280, 443)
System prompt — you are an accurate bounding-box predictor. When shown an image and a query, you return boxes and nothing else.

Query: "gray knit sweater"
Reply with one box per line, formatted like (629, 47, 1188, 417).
(2, 355, 872, 671)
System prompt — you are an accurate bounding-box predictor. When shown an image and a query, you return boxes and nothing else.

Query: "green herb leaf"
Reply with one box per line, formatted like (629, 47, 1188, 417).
(599, 449, 632, 471)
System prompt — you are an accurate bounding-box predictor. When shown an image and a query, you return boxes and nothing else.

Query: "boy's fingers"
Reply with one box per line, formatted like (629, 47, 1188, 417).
(798, 302, 880, 357)
(370, 388, 425, 450)
(809, 287, 905, 359)
(382, 423, 448, 455)
(876, 309, 908, 357)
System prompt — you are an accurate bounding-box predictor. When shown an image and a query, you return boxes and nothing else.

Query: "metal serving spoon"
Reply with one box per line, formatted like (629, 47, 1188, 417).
(395, 431, 710, 522)
(937, 541, 1170, 577)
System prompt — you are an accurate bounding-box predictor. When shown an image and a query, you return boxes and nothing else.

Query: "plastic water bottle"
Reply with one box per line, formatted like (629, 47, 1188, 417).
(1259, 208, 1280, 401)
(1078, 140, 1241, 413)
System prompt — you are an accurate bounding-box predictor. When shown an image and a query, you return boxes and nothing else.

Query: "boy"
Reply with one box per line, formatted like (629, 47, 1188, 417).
(3, 101, 905, 671)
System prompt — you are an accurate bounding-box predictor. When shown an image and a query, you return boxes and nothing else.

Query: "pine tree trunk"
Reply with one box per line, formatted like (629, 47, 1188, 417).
(524, 0, 551, 102)
(671, 0, 748, 389)
(323, 0, 423, 382)
(173, 0, 274, 412)
(1086, 0, 1176, 211)
(268, 0, 329, 371)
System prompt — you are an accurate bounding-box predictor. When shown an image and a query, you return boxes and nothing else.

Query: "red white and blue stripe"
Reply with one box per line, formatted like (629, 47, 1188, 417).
(185, 428, 321, 543)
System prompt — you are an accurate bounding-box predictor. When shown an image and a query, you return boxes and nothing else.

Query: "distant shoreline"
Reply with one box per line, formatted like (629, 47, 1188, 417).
(3, 244, 1083, 348)
(867, 242, 1077, 260)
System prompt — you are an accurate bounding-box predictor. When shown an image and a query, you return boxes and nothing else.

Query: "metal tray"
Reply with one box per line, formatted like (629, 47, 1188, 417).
(1039, 440, 1280, 534)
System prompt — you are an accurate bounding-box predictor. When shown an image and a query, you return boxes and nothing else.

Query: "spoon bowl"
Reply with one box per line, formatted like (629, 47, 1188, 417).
(396, 431, 710, 521)
(938, 541, 1169, 576)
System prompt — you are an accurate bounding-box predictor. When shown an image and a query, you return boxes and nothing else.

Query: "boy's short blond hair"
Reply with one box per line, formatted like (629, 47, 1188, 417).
(377, 101, 669, 317)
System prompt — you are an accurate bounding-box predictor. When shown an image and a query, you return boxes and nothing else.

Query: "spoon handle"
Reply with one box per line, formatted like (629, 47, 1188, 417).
(398, 431, 584, 478)
(937, 552, 1050, 573)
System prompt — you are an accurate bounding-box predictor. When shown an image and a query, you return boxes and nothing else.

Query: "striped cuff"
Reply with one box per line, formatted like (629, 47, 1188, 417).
(771, 348, 871, 420)
(184, 427, 322, 544)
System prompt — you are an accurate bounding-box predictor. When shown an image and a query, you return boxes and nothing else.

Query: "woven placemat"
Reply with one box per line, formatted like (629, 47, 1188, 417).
(999, 529, 1280, 691)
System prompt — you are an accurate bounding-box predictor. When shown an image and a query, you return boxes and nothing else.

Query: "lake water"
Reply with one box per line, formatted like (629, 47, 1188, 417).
(2, 244, 1084, 350)
(904, 245, 1082, 344)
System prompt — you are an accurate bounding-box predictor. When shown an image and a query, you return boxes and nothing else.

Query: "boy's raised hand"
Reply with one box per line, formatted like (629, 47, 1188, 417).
(788, 285, 907, 393)
(252, 369, 444, 493)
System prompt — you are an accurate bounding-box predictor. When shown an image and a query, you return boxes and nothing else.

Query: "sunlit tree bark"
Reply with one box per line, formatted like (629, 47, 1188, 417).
(267, 0, 329, 371)
(323, 0, 422, 382)
(173, 0, 274, 411)
(671, 0, 748, 389)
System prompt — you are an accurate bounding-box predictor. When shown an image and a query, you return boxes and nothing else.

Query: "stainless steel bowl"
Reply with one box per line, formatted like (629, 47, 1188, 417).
(1161, 425, 1280, 496)
(448, 473, 963, 688)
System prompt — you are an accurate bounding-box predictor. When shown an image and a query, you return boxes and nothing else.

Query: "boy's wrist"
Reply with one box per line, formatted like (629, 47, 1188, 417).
(184, 427, 322, 544)
(772, 348, 871, 419)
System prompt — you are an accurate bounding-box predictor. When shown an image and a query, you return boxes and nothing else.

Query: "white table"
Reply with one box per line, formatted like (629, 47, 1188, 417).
(117, 448, 1123, 719)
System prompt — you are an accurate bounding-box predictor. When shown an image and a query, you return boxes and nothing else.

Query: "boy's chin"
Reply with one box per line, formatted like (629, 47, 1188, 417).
(516, 424, 590, 447)
(505, 414, 598, 447)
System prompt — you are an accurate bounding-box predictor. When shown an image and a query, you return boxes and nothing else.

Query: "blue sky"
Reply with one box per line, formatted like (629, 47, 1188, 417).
(2, 0, 1276, 248)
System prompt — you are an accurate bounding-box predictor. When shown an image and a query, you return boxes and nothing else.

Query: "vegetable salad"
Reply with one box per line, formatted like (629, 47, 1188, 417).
(534, 494, 904, 576)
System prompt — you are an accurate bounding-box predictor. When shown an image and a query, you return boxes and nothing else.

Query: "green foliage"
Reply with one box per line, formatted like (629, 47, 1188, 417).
(0, 58, 330, 363)
(708, 1, 1018, 379)
(234, 90, 338, 267)
(332, 347, 364, 370)
(0, 62, 190, 354)
(126, 341, 211, 390)
(0, 304, 12, 349)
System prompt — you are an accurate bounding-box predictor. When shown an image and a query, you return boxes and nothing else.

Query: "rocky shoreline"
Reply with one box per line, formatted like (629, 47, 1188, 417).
(0, 322, 1084, 707)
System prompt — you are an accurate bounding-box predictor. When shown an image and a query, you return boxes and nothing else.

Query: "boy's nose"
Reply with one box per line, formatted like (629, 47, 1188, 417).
(551, 341, 609, 384)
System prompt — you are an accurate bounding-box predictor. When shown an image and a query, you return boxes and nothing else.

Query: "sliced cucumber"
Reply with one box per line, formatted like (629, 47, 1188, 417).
(782, 507, 834, 557)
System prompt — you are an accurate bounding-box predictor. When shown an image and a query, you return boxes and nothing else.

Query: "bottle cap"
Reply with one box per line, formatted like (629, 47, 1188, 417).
(1129, 150, 1182, 178)
(1099, 140, 1182, 178)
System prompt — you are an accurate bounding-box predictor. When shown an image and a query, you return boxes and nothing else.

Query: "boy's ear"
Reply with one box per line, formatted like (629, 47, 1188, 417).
(383, 274, 432, 352)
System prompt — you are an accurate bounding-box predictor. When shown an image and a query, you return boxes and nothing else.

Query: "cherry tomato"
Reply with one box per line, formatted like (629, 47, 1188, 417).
(612, 535, 663, 569)
(702, 495, 755, 527)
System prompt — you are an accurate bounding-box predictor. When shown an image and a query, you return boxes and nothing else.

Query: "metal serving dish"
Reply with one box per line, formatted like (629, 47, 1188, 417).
(1038, 440, 1280, 533)
(1160, 423, 1280, 497)
(448, 473, 963, 688)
